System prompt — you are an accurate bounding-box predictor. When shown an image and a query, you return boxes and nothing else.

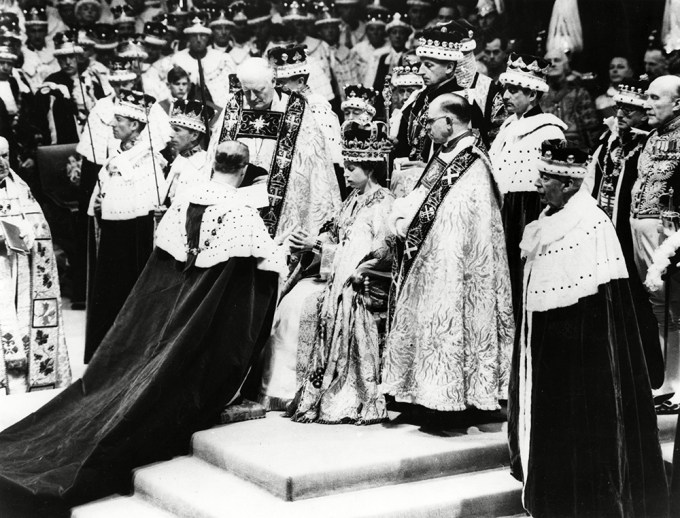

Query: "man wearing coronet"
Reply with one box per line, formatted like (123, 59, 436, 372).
(489, 52, 566, 322)
(508, 141, 668, 518)
(85, 89, 167, 362)
(165, 99, 214, 203)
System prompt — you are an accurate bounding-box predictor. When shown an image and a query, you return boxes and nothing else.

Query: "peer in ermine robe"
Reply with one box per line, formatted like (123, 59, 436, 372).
(508, 143, 668, 518)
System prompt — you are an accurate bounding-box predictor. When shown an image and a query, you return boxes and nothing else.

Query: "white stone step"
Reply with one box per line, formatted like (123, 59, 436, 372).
(191, 413, 510, 500)
(71, 494, 178, 517)
(132, 455, 524, 518)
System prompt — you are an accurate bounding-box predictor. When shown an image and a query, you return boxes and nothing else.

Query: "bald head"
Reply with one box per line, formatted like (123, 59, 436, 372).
(645, 75, 680, 128)
(237, 58, 277, 109)
(0, 136, 9, 157)
(426, 93, 471, 144)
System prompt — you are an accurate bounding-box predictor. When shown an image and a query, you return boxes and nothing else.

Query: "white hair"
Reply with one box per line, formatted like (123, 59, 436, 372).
(236, 57, 275, 85)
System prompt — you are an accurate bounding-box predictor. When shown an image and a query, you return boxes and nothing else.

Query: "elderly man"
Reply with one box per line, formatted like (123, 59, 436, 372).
(172, 17, 236, 107)
(382, 93, 513, 416)
(490, 53, 566, 321)
(631, 75, 680, 412)
(85, 89, 167, 362)
(508, 141, 668, 518)
(540, 49, 600, 151)
(207, 57, 341, 242)
(165, 99, 214, 203)
(590, 81, 664, 390)
(0, 137, 71, 395)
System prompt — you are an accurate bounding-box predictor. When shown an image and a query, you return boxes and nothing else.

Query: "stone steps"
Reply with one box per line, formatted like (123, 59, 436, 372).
(71, 413, 677, 518)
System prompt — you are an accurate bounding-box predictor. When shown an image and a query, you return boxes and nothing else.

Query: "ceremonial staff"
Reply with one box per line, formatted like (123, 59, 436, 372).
(196, 57, 211, 140)
(72, 49, 101, 192)
(382, 74, 393, 188)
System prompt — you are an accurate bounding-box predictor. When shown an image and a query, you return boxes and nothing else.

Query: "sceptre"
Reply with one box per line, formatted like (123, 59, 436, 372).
(382, 74, 393, 188)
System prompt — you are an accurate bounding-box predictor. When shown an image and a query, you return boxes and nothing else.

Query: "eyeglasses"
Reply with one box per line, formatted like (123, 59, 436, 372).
(421, 115, 448, 126)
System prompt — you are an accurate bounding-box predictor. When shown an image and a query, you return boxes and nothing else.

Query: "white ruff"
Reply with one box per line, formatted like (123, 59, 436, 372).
(155, 181, 287, 274)
(520, 190, 628, 313)
(489, 112, 567, 195)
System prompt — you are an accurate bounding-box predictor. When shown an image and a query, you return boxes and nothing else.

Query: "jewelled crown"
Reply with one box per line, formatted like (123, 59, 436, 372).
(538, 140, 589, 179)
(170, 99, 215, 133)
(24, 7, 48, 25)
(268, 44, 309, 78)
(108, 58, 137, 83)
(115, 89, 156, 122)
(499, 52, 550, 93)
(366, 10, 388, 26)
(613, 80, 649, 108)
(391, 65, 424, 87)
(227, 1, 248, 25)
(209, 9, 233, 27)
(53, 30, 84, 56)
(341, 120, 388, 162)
(341, 84, 377, 116)
(416, 21, 475, 62)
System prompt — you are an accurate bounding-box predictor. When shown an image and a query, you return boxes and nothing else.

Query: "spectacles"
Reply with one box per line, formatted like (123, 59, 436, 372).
(421, 115, 448, 126)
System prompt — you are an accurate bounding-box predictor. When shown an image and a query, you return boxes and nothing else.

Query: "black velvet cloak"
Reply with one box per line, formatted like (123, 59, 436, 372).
(0, 205, 279, 517)
(508, 279, 669, 518)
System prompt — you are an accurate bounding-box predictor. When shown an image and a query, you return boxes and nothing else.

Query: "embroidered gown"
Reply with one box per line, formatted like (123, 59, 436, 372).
(381, 135, 514, 411)
(0, 171, 71, 394)
(291, 186, 394, 425)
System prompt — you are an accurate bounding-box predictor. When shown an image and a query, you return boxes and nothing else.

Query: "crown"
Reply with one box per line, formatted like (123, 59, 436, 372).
(282, 1, 308, 22)
(0, 43, 17, 63)
(143, 21, 168, 46)
(209, 9, 233, 27)
(184, 15, 212, 35)
(366, 10, 388, 26)
(24, 7, 48, 25)
(0, 12, 20, 43)
(341, 84, 377, 116)
(111, 3, 137, 24)
(268, 44, 309, 78)
(53, 30, 84, 56)
(314, 4, 341, 25)
(416, 21, 475, 62)
(170, 99, 215, 133)
(115, 89, 156, 122)
(118, 38, 149, 59)
(108, 57, 137, 83)
(386, 12, 411, 32)
(391, 65, 424, 87)
(499, 52, 550, 93)
(246, 0, 272, 25)
(613, 80, 649, 108)
(91, 23, 119, 50)
(226, 1, 248, 25)
(341, 120, 389, 162)
(538, 140, 589, 178)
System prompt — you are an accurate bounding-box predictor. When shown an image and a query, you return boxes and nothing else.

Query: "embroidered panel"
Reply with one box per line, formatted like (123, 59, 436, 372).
(237, 110, 284, 139)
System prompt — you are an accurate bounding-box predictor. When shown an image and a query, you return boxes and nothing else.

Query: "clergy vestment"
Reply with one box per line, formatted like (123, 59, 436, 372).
(381, 133, 514, 411)
(0, 181, 284, 517)
(0, 171, 71, 394)
(207, 88, 341, 241)
(508, 190, 668, 518)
